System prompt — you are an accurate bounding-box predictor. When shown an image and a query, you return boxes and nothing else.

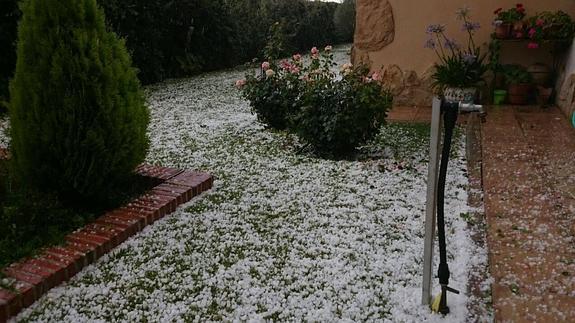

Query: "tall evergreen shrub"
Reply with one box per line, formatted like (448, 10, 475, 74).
(10, 0, 149, 203)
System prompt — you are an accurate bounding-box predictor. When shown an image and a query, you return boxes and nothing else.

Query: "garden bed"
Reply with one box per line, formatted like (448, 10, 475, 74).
(0, 164, 213, 321)
(6, 45, 490, 322)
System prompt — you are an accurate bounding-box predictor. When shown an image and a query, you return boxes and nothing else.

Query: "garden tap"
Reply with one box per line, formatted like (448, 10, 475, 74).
(459, 103, 486, 122)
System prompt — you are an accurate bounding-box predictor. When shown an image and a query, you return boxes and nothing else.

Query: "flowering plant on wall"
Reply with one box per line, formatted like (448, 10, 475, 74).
(493, 4, 526, 25)
(525, 11, 575, 48)
(493, 4, 527, 39)
(425, 7, 487, 94)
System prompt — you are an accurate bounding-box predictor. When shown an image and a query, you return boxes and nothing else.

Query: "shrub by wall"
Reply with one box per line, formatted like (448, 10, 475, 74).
(239, 48, 393, 158)
(10, 0, 149, 204)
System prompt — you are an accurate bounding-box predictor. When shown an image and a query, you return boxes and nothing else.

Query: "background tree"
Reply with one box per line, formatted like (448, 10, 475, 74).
(10, 0, 149, 204)
(334, 0, 356, 43)
(0, 0, 21, 111)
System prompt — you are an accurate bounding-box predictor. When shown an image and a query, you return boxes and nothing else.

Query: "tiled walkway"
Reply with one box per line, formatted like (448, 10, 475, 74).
(389, 105, 575, 322)
(481, 106, 575, 322)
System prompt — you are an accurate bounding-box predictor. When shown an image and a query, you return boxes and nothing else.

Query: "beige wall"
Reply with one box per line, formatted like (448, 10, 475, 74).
(557, 40, 575, 116)
(353, 0, 575, 107)
(363, 0, 575, 74)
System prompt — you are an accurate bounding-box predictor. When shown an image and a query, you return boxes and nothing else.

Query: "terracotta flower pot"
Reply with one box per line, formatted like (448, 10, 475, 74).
(507, 83, 531, 105)
(494, 23, 512, 39)
(536, 86, 552, 105)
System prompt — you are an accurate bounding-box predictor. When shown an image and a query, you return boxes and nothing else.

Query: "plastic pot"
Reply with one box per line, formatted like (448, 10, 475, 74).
(493, 90, 507, 105)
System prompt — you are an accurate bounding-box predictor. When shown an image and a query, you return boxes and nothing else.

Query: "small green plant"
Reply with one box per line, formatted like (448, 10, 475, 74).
(263, 22, 289, 61)
(502, 64, 532, 84)
(425, 7, 487, 92)
(9, 0, 149, 205)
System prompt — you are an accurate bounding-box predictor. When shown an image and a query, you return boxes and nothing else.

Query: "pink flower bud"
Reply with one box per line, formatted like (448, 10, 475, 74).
(261, 61, 270, 71)
(311, 47, 319, 55)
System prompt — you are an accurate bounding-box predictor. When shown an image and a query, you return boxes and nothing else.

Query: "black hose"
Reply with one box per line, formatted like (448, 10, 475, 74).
(436, 102, 459, 314)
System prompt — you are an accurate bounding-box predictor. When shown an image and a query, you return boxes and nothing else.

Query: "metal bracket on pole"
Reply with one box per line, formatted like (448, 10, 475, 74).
(422, 96, 442, 305)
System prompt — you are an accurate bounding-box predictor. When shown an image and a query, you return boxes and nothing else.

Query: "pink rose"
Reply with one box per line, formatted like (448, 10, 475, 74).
(292, 54, 302, 61)
(311, 47, 319, 55)
(528, 28, 536, 38)
(290, 67, 300, 74)
(235, 79, 246, 88)
(371, 72, 381, 81)
(536, 19, 544, 26)
(261, 61, 270, 71)
(280, 60, 292, 70)
(527, 42, 539, 49)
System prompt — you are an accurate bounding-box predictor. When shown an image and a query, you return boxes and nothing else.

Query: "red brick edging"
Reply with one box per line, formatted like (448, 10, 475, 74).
(0, 164, 214, 322)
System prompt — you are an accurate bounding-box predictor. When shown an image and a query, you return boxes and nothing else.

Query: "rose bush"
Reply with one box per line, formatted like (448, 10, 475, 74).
(238, 46, 393, 157)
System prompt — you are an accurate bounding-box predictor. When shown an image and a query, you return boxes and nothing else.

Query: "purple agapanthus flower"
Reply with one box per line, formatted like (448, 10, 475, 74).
(462, 21, 481, 32)
(444, 38, 460, 50)
(424, 38, 436, 49)
(426, 24, 445, 34)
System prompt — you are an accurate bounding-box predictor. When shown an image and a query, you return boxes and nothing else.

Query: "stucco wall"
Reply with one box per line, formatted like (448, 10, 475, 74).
(557, 40, 575, 117)
(353, 0, 575, 107)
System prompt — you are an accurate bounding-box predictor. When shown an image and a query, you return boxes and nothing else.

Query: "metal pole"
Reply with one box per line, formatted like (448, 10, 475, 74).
(422, 96, 442, 305)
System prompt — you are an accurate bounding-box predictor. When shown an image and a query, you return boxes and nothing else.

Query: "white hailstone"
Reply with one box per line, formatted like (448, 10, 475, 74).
(13, 45, 489, 323)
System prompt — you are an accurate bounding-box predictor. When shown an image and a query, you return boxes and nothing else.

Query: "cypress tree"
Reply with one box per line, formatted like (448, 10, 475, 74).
(9, 0, 149, 203)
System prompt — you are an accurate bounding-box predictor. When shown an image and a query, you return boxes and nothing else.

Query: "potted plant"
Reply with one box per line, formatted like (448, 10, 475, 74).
(425, 7, 487, 103)
(493, 4, 526, 39)
(539, 11, 575, 40)
(525, 11, 575, 48)
(503, 64, 533, 105)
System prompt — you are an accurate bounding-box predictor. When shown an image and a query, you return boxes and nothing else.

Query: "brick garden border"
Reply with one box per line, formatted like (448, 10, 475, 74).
(0, 164, 213, 322)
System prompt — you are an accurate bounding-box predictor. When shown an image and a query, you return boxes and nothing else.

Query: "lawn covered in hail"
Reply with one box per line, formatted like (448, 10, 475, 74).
(14, 46, 488, 322)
